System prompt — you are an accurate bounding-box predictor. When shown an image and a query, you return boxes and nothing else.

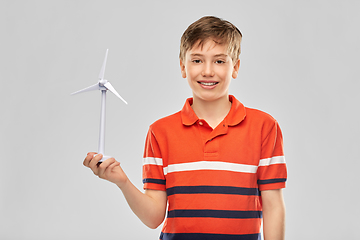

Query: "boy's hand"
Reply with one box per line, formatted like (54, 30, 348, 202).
(83, 152, 167, 229)
(83, 152, 128, 188)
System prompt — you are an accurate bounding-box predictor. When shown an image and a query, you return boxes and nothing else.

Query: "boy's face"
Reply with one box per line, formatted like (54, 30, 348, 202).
(180, 39, 240, 103)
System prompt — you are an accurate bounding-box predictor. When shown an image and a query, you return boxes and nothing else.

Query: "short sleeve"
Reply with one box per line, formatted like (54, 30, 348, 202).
(142, 127, 166, 191)
(257, 120, 287, 191)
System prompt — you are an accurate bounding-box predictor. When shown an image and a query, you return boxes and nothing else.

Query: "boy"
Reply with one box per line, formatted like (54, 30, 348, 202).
(83, 16, 287, 240)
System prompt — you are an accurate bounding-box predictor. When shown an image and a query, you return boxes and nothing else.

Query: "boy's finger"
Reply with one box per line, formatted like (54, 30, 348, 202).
(89, 154, 103, 174)
(97, 158, 116, 177)
(83, 152, 97, 167)
(107, 161, 120, 172)
(104, 161, 121, 179)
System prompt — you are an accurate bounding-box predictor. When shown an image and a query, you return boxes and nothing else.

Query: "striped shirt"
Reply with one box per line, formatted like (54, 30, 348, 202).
(142, 95, 287, 240)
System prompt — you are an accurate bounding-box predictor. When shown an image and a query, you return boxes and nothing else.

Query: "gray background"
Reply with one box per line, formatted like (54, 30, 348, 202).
(1, 0, 359, 239)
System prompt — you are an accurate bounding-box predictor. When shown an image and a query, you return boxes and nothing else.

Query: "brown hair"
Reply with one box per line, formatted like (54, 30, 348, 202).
(179, 16, 242, 64)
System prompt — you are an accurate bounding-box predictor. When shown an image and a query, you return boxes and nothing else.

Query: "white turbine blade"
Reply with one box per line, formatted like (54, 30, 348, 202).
(71, 83, 100, 95)
(104, 82, 128, 104)
(98, 49, 109, 80)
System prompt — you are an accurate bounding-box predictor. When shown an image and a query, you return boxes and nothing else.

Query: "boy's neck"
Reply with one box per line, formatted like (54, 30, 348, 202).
(191, 94, 231, 129)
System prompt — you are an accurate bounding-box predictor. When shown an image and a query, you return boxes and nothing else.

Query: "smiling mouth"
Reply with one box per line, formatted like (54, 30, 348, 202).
(198, 81, 219, 86)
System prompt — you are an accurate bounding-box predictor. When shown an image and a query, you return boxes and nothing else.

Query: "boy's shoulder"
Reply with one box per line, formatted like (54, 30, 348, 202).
(245, 107, 277, 122)
(149, 110, 182, 131)
(229, 95, 278, 125)
(243, 107, 280, 133)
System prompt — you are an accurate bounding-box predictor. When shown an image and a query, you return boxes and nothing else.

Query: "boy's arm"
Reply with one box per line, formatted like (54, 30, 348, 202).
(120, 183, 167, 229)
(83, 153, 167, 229)
(261, 189, 286, 240)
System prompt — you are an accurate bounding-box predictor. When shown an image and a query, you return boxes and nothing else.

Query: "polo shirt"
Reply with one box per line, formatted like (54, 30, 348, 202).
(142, 95, 287, 240)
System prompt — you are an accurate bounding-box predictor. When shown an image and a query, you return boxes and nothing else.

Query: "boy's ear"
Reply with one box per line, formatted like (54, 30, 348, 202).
(232, 59, 240, 79)
(180, 59, 187, 78)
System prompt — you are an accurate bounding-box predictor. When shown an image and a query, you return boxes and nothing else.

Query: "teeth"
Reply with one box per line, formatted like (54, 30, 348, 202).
(200, 82, 217, 86)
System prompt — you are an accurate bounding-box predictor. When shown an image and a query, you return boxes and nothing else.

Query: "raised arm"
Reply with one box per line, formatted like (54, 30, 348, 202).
(261, 189, 286, 240)
(83, 152, 167, 229)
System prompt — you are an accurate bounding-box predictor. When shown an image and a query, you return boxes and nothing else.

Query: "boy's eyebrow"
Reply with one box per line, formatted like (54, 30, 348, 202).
(189, 53, 203, 57)
(189, 53, 229, 58)
(214, 54, 229, 58)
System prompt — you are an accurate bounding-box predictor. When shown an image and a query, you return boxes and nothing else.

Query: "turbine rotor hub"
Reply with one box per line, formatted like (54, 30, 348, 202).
(99, 79, 108, 86)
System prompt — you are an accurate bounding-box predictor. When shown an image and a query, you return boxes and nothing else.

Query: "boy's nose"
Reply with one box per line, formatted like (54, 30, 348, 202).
(202, 63, 215, 77)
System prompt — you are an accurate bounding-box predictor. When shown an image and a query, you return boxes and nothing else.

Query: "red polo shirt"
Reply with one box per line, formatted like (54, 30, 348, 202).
(142, 95, 287, 240)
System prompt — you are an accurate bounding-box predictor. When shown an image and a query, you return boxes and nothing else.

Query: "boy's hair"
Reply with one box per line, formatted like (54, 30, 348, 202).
(180, 16, 242, 64)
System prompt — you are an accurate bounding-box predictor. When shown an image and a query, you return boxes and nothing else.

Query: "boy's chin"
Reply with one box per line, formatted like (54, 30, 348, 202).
(193, 92, 229, 103)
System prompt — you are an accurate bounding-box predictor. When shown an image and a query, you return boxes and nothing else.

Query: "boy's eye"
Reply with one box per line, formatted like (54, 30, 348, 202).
(215, 60, 225, 64)
(192, 59, 202, 63)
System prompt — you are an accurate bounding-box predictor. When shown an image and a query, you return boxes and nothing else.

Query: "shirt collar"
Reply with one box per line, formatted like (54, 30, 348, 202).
(181, 95, 246, 126)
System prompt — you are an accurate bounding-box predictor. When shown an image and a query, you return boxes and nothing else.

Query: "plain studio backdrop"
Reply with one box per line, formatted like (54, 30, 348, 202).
(1, 1, 359, 239)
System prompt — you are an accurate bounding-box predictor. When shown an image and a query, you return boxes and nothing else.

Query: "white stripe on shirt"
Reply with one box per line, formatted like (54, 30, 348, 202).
(163, 161, 258, 176)
(143, 157, 163, 166)
(258, 156, 286, 167)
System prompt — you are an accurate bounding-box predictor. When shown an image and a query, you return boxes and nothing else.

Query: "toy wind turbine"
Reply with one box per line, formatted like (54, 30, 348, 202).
(72, 49, 127, 163)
